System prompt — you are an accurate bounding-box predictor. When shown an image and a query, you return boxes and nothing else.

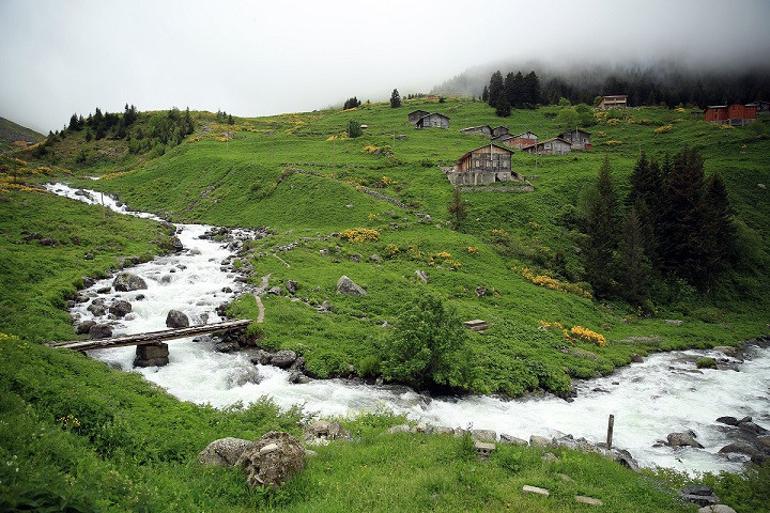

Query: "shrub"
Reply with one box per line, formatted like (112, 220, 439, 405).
(340, 228, 380, 243)
(466, 246, 478, 254)
(696, 356, 717, 369)
(347, 120, 362, 138)
(566, 325, 607, 347)
(654, 124, 673, 134)
(520, 267, 592, 298)
(384, 244, 400, 257)
(378, 294, 470, 389)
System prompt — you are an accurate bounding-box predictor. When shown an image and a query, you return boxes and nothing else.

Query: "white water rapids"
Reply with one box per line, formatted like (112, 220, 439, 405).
(46, 183, 770, 475)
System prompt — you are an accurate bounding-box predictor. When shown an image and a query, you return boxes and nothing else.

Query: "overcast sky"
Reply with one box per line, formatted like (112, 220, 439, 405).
(2, 0, 769, 132)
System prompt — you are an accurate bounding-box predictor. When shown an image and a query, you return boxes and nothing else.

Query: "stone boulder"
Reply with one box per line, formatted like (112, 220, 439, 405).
(87, 298, 107, 316)
(237, 431, 305, 488)
(336, 275, 366, 296)
(500, 434, 528, 446)
(270, 350, 297, 369)
(286, 280, 298, 294)
(471, 429, 497, 443)
(680, 485, 720, 507)
(170, 236, 184, 252)
(113, 272, 147, 292)
(109, 299, 132, 318)
(75, 320, 96, 335)
(166, 309, 190, 328)
(698, 506, 737, 513)
(667, 431, 704, 449)
(199, 437, 254, 467)
(304, 420, 350, 445)
(288, 371, 310, 384)
(134, 343, 169, 367)
(415, 270, 429, 283)
(529, 435, 552, 447)
(88, 324, 113, 339)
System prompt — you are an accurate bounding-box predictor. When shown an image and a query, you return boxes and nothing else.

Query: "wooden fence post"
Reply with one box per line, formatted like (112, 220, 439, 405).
(606, 414, 615, 449)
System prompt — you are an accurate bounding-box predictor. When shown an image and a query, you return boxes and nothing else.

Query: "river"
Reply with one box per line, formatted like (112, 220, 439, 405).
(45, 183, 770, 475)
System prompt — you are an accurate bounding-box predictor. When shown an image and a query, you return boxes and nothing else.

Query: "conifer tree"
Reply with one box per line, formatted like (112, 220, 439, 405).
(390, 89, 401, 108)
(481, 85, 489, 102)
(617, 204, 652, 306)
(68, 114, 79, 131)
(700, 174, 736, 286)
(495, 95, 511, 117)
(488, 71, 504, 107)
(583, 155, 619, 297)
(524, 71, 541, 107)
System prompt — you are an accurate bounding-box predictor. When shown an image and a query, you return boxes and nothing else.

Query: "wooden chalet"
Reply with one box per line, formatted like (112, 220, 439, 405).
(704, 104, 758, 126)
(415, 112, 450, 129)
(558, 129, 592, 150)
(407, 110, 430, 125)
(597, 95, 628, 110)
(496, 130, 538, 150)
(460, 125, 493, 137)
(447, 143, 518, 186)
(522, 137, 572, 155)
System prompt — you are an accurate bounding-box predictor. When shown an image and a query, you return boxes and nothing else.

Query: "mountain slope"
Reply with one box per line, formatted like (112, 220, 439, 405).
(0, 116, 43, 153)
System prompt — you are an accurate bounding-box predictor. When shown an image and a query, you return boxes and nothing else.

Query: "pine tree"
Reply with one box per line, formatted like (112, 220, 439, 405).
(495, 95, 511, 117)
(448, 187, 467, 230)
(700, 174, 736, 287)
(583, 155, 619, 297)
(511, 71, 525, 107)
(183, 107, 194, 135)
(68, 114, 79, 131)
(481, 85, 489, 103)
(85, 130, 92, 142)
(627, 152, 664, 261)
(524, 71, 541, 107)
(390, 89, 401, 108)
(616, 204, 652, 306)
(488, 71, 504, 107)
(228, 114, 234, 125)
(77, 115, 85, 130)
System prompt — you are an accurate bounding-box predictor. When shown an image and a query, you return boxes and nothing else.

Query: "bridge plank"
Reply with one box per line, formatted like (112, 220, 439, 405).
(47, 319, 251, 351)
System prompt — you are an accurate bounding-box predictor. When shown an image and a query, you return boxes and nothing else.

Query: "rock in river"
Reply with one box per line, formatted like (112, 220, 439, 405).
(666, 431, 704, 449)
(113, 272, 147, 292)
(88, 324, 113, 340)
(109, 299, 132, 318)
(270, 350, 297, 368)
(166, 309, 190, 328)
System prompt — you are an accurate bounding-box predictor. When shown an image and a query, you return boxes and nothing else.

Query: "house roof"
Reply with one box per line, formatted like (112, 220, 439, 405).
(492, 125, 509, 130)
(559, 128, 591, 136)
(512, 131, 538, 138)
(461, 125, 492, 131)
(408, 109, 429, 115)
(706, 105, 728, 109)
(457, 142, 514, 163)
(492, 134, 514, 142)
(417, 112, 450, 122)
(522, 137, 571, 150)
(601, 95, 627, 100)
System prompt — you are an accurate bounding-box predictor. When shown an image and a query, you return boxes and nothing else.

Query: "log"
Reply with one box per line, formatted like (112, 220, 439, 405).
(47, 319, 251, 351)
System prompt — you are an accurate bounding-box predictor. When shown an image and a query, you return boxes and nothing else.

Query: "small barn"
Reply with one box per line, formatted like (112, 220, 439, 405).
(407, 110, 430, 125)
(522, 137, 572, 155)
(497, 131, 538, 150)
(415, 112, 450, 129)
(460, 125, 493, 137)
(491, 125, 509, 137)
(558, 129, 592, 150)
(754, 100, 770, 112)
(447, 143, 519, 186)
(704, 104, 757, 126)
(597, 95, 628, 110)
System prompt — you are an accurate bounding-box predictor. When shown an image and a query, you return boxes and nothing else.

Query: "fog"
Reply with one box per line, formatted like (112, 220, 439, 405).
(2, 0, 769, 132)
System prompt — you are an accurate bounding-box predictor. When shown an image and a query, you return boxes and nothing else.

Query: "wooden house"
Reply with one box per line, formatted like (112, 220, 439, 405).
(522, 137, 572, 155)
(415, 112, 450, 129)
(460, 125, 493, 137)
(597, 95, 628, 110)
(491, 125, 509, 137)
(447, 143, 518, 185)
(558, 129, 592, 150)
(754, 100, 770, 112)
(704, 104, 757, 126)
(496, 131, 538, 150)
(407, 110, 430, 125)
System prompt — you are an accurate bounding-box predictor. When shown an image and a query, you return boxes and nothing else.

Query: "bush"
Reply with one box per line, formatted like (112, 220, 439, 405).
(696, 356, 717, 369)
(378, 294, 470, 389)
(347, 120, 362, 138)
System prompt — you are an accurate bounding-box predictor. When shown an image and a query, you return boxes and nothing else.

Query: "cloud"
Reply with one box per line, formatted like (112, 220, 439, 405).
(2, 0, 769, 132)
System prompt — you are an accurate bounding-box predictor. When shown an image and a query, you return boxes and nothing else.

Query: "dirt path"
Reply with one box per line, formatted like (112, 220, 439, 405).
(252, 274, 270, 323)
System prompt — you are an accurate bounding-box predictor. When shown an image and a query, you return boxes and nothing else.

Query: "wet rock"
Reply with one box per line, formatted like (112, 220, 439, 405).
(170, 236, 184, 252)
(134, 294, 145, 301)
(285, 280, 298, 294)
(304, 420, 350, 445)
(75, 320, 96, 335)
(113, 272, 147, 292)
(160, 275, 172, 284)
(109, 299, 132, 318)
(134, 343, 169, 367)
(166, 309, 190, 328)
(471, 429, 497, 443)
(96, 286, 111, 294)
(246, 349, 273, 365)
(199, 437, 254, 467)
(713, 345, 738, 357)
(680, 485, 720, 507)
(611, 448, 640, 471)
(87, 298, 107, 316)
(288, 371, 310, 384)
(227, 366, 262, 387)
(215, 341, 240, 353)
(716, 416, 739, 426)
(238, 432, 305, 488)
(336, 275, 366, 296)
(737, 419, 768, 436)
(500, 434, 528, 446)
(529, 435, 552, 447)
(271, 350, 297, 368)
(88, 324, 112, 339)
(718, 441, 762, 460)
(388, 424, 411, 434)
(667, 431, 704, 449)
(82, 277, 96, 288)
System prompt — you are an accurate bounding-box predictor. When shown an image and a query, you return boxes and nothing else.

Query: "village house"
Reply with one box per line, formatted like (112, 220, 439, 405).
(496, 130, 539, 150)
(704, 104, 758, 126)
(415, 112, 450, 129)
(754, 100, 770, 112)
(446, 143, 520, 186)
(407, 110, 430, 125)
(460, 125, 493, 137)
(558, 128, 592, 150)
(491, 125, 509, 137)
(522, 137, 572, 155)
(597, 95, 628, 110)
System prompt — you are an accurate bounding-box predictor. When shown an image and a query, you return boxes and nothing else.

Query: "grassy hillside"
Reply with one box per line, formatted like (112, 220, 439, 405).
(0, 188, 723, 513)
(39, 98, 770, 396)
(0, 116, 43, 153)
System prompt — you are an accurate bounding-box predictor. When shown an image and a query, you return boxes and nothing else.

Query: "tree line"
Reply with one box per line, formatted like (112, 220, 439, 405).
(578, 148, 737, 308)
(482, 70, 541, 117)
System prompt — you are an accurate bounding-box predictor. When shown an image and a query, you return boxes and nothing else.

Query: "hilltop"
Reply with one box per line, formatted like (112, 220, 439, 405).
(14, 97, 770, 397)
(0, 116, 43, 153)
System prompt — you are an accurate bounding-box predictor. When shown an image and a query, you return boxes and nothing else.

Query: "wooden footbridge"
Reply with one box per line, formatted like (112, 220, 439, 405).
(47, 319, 251, 352)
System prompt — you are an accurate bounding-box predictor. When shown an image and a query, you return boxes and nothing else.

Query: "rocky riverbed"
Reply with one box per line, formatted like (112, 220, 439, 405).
(47, 183, 770, 475)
